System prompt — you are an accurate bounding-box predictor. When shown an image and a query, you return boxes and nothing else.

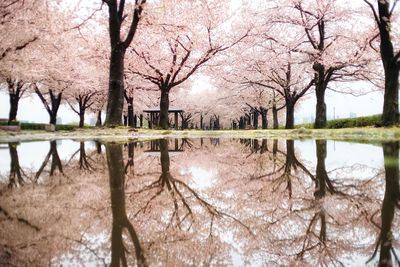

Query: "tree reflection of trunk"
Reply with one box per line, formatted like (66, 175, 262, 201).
(314, 140, 338, 197)
(106, 143, 147, 267)
(124, 142, 134, 174)
(34, 140, 64, 181)
(273, 140, 278, 156)
(368, 142, 400, 266)
(134, 139, 251, 235)
(276, 140, 313, 199)
(260, 139, 268, 154)
(78, 142, 95, 171)
(8, 142, 27, 188)
(283, 140, 295, 198)
(95, 140, 103, 154)
(299, 140, 331, 260)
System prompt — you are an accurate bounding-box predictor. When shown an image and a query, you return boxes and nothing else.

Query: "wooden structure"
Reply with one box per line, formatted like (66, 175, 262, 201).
(143, 107, 184, 130)
(144, 139, 184, 155)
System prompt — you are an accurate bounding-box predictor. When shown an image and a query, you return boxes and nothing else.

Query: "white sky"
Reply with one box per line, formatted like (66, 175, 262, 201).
(0, 91, 99, 124)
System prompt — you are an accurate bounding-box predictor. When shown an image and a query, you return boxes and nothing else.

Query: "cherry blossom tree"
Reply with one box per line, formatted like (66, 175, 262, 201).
(127, 0, 248, 129)
(0, 0, 50, 123)
(1, 78, 28, 123)
(101, 0, 146, 126)
(363, 0, 400, 126)
(66, 49, 106, 128)
(0, 0, 40, 62)
(278, 0, 374, 128)
(367, 142, 400, 265)
(242, 55, 315, 129)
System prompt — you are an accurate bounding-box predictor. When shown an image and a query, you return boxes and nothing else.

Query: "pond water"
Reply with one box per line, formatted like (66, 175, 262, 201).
(0, 138, 399, 266)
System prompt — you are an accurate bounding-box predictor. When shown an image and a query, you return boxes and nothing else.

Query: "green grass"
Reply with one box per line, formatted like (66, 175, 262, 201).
(297, 114, 382, 129)
(0, 120, 20, 126)
(10, 122, 95, 131)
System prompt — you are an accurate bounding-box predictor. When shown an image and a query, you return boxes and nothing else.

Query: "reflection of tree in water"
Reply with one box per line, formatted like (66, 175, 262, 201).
(368, 142, 400, 267)
(241, 139, 384, 266)
(146, 139, 194, 153)
(34, 140, 64, 182)
(240, 139, 269, 155)
(124, 142, 135, 174)
(247, 140, 313, 200)
(132, 139, 250, 234)
(7, 142, 28, 188)
(106, 143, 147, 267)
(297, 140, 332, 262)
(68, 142, 96, 172)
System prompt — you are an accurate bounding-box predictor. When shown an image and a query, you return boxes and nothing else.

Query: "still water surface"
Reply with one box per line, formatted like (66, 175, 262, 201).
(0, 138, 399, 266)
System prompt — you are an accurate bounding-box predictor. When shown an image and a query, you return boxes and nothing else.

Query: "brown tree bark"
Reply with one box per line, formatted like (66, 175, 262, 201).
(124, 91, 135, 127)
(314, 64, 328, 129)
(366, 142, 400, 265)
(159, 88, 170, 129)
(285, 101, 295, 129)
(104, 0, 145, 126)
(96, 110, 102, 127)
(7, 79, 24, 124)
(375, 1, 399, 125)
(35, 88, 62, 125)
(106, 143, 147, 267)
(272, 103, 279, 129)
(260, 107, 268, 129)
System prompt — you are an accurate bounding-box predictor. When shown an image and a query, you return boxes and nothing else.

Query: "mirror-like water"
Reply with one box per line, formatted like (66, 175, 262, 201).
(0, 138, 399, 266)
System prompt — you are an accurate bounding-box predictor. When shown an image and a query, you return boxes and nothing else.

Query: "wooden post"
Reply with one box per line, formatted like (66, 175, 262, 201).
(149, 114, 153, 129)
(174, 112, 178, 130)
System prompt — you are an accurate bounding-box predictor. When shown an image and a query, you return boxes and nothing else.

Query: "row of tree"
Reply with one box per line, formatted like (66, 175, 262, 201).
(0, 0, 399, 129)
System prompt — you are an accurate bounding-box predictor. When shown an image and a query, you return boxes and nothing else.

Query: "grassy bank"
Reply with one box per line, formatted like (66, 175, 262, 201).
(0, 121, 94, 131)
(297, 114, 382, 129)
(1, 126, 400, 143)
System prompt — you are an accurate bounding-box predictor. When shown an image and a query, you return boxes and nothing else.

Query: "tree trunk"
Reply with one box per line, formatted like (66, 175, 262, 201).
(8, 94, 19, 123)
(314, 140, 327, 198)
(49, 90, 62, 125)
(9, 142, 23, 188)
(159, 89, 169, 129)
(133, 115, 137, 128)
(7, 79, 24, 124)
(96, 110, 102, 127)
(375, 1, 400, 126)
(284, 140, 295, 198)
(79, 113, 85, 128)
(106, 143, 147, 267)
(35, 89, 62, 126)
(273, 139, 278, 156)
(200, 114, 203, 130)
(123, 115, 128, 126)
(253, 110, 259, 129)
(160, 139, 170, 174)
(379, 142, 400, 265)
(314, 79, 327, 129)
(127, 100, 134, 127)
(285, 101, 295, 129)
(381, 65, 399, 126)
(139, 114, 143, 128)
(272, 104, 279, 129)
(105, 47, 125, 126)
(50, 113, 57, 125)
(95, 141, 102, 154)
(261, 108, 268, 129)
(49, 140, 63, 175)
